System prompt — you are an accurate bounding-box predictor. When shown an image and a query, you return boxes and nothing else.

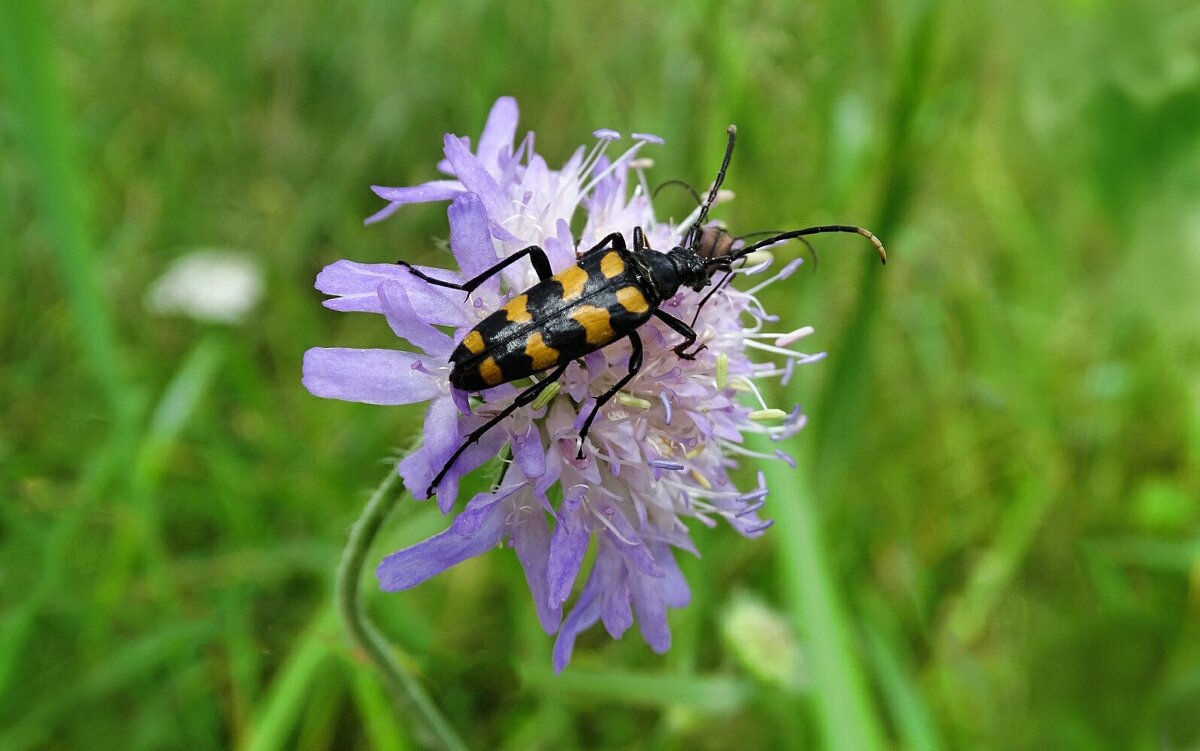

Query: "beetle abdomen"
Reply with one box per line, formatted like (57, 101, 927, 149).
(448, 250, 654, 391)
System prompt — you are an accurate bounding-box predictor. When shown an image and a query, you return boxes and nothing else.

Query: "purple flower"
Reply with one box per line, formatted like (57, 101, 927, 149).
(304, 98, 822, 671)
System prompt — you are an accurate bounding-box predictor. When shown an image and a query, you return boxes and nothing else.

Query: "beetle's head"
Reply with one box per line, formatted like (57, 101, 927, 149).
(667, 247, 711, 292)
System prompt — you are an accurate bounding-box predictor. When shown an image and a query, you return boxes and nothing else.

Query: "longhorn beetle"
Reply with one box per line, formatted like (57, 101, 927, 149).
(397, 125, 887, 496)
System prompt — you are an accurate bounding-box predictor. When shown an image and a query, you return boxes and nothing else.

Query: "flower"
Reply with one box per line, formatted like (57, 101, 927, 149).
(303, 98, 823, 671)
(147, 249, 263, 324)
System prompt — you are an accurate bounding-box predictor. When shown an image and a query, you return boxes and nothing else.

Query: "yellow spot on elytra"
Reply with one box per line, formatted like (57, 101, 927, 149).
(479, 356, 503, 386)
(503, 294, 533, 323)
(616, 286, 649, 314)
(555, 265, 588, 301)
(523, 331, 560, 371)
(600, 252, 625, 279)
(570, 304, 616, 346)
(462, 330, 485, 355)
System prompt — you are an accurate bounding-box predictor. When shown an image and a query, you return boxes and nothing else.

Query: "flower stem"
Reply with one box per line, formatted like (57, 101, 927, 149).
(335, 469, 469, 751)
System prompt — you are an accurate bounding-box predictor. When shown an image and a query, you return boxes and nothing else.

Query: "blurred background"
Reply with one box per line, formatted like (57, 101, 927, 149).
(3, 0, 1199, 748)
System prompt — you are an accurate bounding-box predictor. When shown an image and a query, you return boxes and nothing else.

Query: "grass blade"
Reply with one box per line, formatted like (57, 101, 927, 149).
(762, 449, 887, 751)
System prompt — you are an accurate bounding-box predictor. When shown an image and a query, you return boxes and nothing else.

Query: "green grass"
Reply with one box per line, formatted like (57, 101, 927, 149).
(3, 0, 1199, 748)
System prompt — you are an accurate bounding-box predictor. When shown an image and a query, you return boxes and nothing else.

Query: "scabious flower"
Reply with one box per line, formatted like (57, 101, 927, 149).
(303, 98, 823, 671)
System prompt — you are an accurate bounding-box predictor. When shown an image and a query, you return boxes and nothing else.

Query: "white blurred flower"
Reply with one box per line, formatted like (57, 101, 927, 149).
(146, 249, 263, 324)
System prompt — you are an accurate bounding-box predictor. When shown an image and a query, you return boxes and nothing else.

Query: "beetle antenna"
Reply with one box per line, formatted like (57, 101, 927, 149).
(653, 179, 703, 206)
(734, 230, 819, 271)
(711, 224, 887, 266)
(685, 126, 737, 249)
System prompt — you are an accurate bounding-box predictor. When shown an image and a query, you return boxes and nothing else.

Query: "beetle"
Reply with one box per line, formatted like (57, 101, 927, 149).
(397, 125, 887, 496)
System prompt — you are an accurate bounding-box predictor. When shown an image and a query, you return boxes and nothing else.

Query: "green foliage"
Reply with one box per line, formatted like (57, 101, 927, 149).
(3, 0, 1199, 748)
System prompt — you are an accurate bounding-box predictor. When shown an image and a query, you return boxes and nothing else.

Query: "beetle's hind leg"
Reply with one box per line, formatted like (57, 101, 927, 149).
(427, 362, 570, 497)
(397, 244, 554, 299)
(576, 332, 644, 459)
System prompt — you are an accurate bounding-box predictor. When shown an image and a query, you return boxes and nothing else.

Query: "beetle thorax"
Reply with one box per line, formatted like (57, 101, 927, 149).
(667, 248, 710, 293)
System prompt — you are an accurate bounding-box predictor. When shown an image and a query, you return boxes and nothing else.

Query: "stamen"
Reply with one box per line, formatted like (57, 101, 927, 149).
(735, 500, 766, 517)
(690, 469, 713, 490)
(617, 393, 652, 410)
(719, 441, 786, 463)
(659, 391, 673, 425)
(631, 132, 664, 144)
(735, 375, 771, 411)
(739, 487, 770, 505)
(410, 359, 445, 377)
(580, 141, 649, 196)
(715, 352, 729, 389)
(775, 326, 815, 347)
(743, 340, 829, 361)
(593, 128, 621, 140)
(749, 408, 788, 421)
(745, 258, 805, 296)
(592, 506, 639, 545)
(781, 356, 796, 386)
(531, 381, 561, 410)
(744, 519, 776, 534)
(650, 459, 686, 471)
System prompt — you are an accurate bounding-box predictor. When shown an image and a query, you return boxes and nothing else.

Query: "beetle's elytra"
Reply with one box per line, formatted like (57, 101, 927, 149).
(448, 247, 657, 392)
(397, 125, 887, 496)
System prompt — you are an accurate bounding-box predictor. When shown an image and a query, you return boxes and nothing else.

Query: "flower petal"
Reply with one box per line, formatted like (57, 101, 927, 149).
(421, 396, 462, 498)
(648, 541, 691, 609)
(599, 503, 663, 579)
(378, 281, 454, 356)
(596, 544, 633, 638)
(376, 489, 513, 591)
(547, 488, 589, 605)
(443, 133, 505, 220)
(541, 218, 576, 275)
(476, 97, 519, 171)
(434, 423, 507, 512)
(511, 422, 546, 481)
(366, 180, 464, 224)
(552, 565, 603, 673)
(397, 413, 506, 508)
(316, 260, 469, 327)
(302, 348, 440, 405)
(448, 193, 500, 284)
(511, 498, 562, 635)
(627, 564, 671, 654)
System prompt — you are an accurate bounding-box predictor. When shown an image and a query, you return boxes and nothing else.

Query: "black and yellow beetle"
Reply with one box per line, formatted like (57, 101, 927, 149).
(398, 126, 887, 495)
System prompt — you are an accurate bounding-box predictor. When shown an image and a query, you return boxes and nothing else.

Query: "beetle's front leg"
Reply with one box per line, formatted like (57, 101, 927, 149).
(653, 309, 706, 360)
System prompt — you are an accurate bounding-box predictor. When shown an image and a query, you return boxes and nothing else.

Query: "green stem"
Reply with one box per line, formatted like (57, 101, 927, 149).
(335, 470, 468, 751)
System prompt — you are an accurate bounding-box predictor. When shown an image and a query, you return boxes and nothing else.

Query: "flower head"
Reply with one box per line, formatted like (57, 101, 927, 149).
(304, 98, 823, 670)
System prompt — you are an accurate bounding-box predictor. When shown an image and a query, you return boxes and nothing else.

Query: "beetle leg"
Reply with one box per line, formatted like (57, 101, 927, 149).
(576, 231, 628, 259)
(397, 244, 554, 299)
(427, 362, 570, 497)
(653, 309, 707, 360)
(687, 267, 734, 329)
(633, 226, 647, 251)
(576, 332, 643, 459)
